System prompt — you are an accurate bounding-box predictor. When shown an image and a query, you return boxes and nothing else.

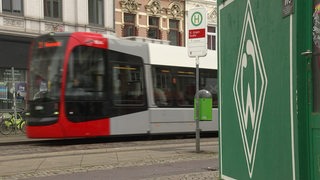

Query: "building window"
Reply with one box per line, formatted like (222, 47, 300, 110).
(123, 13, 136, 37)
(168, 19, 180, 46)
(2, 0, 23, 15)
(89, 0, 104, 26)
(0, 68, 27, 110)
(207, 26, 216, 50)
(44, 0, 62, 20)
(148, 16, 160, 39)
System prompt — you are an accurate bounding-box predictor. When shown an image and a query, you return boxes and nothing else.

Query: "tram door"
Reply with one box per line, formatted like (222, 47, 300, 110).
(308, 0, 320, 179)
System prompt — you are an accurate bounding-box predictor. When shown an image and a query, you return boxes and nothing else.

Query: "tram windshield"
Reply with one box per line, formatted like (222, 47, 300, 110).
(28, 35, 67, 101)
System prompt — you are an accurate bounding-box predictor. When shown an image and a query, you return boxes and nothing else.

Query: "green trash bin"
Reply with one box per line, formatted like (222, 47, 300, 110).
(194, 89, 212, 121)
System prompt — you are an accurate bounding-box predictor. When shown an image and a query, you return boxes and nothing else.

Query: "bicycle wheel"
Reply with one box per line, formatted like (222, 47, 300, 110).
(11, 112, 24, 133)
(0, 119, 14, 135)
(19, 120, 26, 133)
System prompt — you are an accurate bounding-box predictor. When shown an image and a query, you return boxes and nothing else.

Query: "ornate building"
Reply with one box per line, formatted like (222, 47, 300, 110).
(116, 0, 185, 45)
(115, 0, 217, 48)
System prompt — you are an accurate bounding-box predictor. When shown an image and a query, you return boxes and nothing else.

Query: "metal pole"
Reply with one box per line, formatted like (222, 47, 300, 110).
(195, 56, 200, 153)
(12, 67, 17, 133)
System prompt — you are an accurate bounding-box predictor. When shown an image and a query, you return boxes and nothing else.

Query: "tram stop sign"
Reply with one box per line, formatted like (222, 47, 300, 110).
(187, 7, 207, 57)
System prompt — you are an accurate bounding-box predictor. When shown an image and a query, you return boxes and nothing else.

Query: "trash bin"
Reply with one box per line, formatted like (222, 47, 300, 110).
(194, 89, 212, 121)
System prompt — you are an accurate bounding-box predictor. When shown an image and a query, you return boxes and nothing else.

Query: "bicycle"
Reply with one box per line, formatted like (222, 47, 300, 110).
(0, 111, 26, 135)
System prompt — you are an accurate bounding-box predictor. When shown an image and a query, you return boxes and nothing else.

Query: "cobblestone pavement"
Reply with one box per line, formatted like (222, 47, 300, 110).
(0, 136, 219, 179)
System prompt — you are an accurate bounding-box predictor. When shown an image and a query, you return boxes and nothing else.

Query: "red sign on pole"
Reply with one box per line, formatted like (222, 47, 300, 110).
(189, 29, 206, 39)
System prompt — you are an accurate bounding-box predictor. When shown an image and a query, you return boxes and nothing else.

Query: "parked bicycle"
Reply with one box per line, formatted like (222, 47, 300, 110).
(0, 111, 26, 135)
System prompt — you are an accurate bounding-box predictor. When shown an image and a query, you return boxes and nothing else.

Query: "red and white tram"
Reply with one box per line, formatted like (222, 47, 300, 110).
(26, 32, 217, 138)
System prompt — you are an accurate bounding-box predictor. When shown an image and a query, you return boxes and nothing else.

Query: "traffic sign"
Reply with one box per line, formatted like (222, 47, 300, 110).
(187, 7, 207, 57)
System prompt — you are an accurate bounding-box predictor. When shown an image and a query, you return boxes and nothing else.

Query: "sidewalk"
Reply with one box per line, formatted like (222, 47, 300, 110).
(0, 135, 219, 179)
(0, 134, 32, 144)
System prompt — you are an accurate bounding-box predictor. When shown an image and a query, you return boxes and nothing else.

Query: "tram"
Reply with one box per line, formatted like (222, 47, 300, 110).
(25, 32, 217, 138)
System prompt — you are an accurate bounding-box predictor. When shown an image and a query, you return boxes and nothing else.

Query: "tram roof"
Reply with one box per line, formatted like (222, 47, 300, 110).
(147, 43, 217, 69)
(39, 32, 217, 70)
(108, 38, 217, 70)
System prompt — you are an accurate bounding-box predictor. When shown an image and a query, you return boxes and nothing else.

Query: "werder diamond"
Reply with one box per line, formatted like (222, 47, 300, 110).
(233, 0, 268, 178)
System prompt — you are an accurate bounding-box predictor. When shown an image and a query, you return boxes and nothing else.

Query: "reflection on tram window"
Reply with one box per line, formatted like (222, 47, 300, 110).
(66, 46, 105, 99)
(109, 50, 145, 106)
(152, 66, 218, 108)
(65, 46, 107, 122)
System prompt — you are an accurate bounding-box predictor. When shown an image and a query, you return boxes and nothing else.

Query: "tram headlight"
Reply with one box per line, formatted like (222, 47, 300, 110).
(53, 102, 59, 115)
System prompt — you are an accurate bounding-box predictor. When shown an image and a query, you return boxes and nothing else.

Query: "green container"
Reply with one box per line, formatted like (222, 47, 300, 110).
(194, 89, 212, 121)
(195, 98, 212, 121)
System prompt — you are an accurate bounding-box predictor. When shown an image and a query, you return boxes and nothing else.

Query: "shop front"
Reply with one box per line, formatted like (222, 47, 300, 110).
(0, 34, 32, 112)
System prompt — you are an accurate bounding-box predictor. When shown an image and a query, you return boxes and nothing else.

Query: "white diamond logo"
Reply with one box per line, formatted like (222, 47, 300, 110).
(233, 0, 268, 178)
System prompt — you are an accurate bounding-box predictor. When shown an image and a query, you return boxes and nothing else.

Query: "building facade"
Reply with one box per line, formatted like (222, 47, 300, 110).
(115, 0, 186, 45)
(115, 0, 217, 48)
(0, 0, 216, 111)
(0, 0, 114, 110)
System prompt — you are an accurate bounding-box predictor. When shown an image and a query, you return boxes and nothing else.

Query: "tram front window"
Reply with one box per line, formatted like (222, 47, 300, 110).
(27, 35, 67, 120)
(28, 36, 67, 102)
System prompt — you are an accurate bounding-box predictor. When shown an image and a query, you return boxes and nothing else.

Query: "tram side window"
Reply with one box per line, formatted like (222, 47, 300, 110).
(152, 66, 196, 107)
(152, 66, 217, 107)
(175, 68, 196, 106)
(152, 67, 172, 106)
(200, 69, 218, 108)
(110, 51, 145, 106)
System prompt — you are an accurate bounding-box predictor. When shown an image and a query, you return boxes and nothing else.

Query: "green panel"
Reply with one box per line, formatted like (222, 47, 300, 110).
(308, 1, 320, 179)
(296, 0, 311, 179)
(311, 129, 320, 179)
(219, 0, 295, 179)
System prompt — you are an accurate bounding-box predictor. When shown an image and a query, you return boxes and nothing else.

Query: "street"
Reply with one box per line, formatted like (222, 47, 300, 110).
(0, 137, 219, 179)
